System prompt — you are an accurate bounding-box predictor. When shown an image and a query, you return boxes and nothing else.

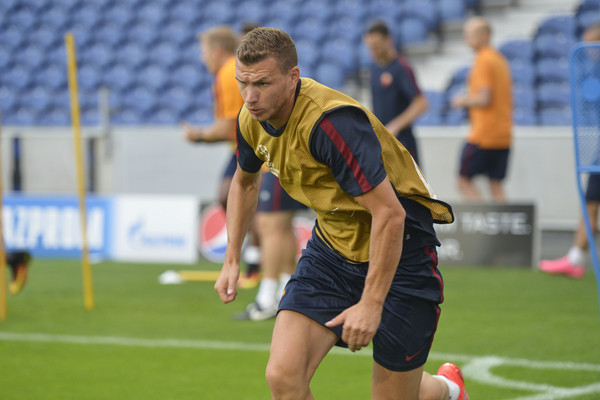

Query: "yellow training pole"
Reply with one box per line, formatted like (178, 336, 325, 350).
(0, 109, 7, 321)
(65, 33, 94, 311)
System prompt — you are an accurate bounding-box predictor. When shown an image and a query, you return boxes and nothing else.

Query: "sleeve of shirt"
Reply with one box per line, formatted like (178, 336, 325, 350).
(235, 119, 263, 173)
(397, 58, 422, 100)
(309, 107, 388, 197)
(470, 55, 493, 92)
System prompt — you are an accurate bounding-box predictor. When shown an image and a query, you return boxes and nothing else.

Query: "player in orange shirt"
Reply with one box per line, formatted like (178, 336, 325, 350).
(452, 17, 512, 202)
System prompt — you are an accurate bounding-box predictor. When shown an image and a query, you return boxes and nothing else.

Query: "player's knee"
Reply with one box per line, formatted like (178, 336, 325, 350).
(265, 359, 306, 397)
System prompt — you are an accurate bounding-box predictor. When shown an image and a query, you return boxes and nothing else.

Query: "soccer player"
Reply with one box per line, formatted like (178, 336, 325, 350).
(215, 27, 468, 400)
(363, 20, 429, 166)
(538, 23, 600, 278)
(451, 17, 512, 203)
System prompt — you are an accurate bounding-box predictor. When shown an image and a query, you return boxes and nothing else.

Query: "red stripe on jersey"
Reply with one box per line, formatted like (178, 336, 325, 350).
(425, 246, 444, 303)
(319, 116, 373, 193)
(397, 55, 422, 95)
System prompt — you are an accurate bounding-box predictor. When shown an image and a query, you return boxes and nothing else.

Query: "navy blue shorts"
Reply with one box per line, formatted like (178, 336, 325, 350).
(257, 173, 307, 212)
(459, 142, 510, 180)
(279, 233, 443, 372)
(586, 174, 600, 201)
(222, 153, 237, 179)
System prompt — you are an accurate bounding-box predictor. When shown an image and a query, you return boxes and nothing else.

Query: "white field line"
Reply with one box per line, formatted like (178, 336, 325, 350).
(1, 332, 599, 400)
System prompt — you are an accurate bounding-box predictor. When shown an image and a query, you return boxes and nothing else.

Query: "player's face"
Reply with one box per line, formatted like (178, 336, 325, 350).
(200, 40, 218, 74)
(364, 33, 390, 62)
(236, 56, 300, 128)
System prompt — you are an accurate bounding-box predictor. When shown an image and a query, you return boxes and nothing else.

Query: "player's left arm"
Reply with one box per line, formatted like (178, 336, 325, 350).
(181, 118, 237, 143)
(385, 93, 428, 136)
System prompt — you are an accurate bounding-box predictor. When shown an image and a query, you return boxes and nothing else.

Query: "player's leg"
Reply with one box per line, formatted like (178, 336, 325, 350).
(457, 143, 482, 201)
(371, 363, 425, 400)
(254, 210, 296, 309)
(574, 200, 599, 250)
(266, 310, 338, 400)
(487, 148, 509, 203)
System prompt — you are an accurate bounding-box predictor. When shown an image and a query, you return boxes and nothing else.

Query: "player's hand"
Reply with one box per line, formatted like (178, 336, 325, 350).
(451, 94, 468, 108)
(181, 121, 204, 142)
(214, 263, 240, 304)
(325, 301, 382, 352)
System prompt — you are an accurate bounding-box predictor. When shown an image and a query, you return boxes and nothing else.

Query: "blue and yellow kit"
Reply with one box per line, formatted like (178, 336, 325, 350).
(236, 78, 453, 263)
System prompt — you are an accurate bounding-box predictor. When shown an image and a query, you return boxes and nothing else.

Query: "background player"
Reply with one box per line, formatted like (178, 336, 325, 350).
(363, 20, 429, 166)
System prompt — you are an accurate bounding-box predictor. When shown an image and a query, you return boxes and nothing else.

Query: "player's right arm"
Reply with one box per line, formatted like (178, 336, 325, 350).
(214, 166, 260, 303)
(214, 119, 264, 304)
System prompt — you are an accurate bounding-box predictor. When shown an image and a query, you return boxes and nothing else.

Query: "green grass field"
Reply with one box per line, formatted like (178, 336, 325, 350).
(1, 259, 599, 399)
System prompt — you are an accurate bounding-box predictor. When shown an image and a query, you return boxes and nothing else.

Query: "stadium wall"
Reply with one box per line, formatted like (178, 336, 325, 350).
(1, 125, 578, 230)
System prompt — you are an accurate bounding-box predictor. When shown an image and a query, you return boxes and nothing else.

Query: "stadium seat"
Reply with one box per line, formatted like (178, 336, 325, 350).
(415, 111, 443, 126)
(148, 41, 180, 68)
(5, 64, 33, 90)
(136, 65, 169, 90)
(203, 2, 235, 25)
(8, 6, 38, 31)
(169, 1, 202, 24)
(577, 10, 600, 33)
(368, 0, 402, 25)
(536, 57, 569, 84)
(0, 24, 25, 50)
(335, 0, 368, 21)
(534, 34, 577, 59)
(512, 86, 536, 109)
(124, 86, 159, 115)
(93, 22, 123, 47)
(103, 64, 135, 91)
(321, 38, 357, 76)
(169, 63, 207, 89)
(77, 64, 102, 90)
(146, 107, 179, 125)
(126, 22, 160, 47)
(538, 107, 572, 126)
(112, 108, 143, 125)
(114, 41, 148, 69)
(510, 61, 536, 87)
(295, 39, 321, 71)
(80, 42, 115, 69)
(444, 108, 467, 125)
(266, 1, 301, 25)
(300, 0, 335, 21)
(4, 107, 36, 126)
(29, 25, 60, 50)
(449, 66, 470, 87)
(315, 63, 345, 90)
(69, 3, 102, 28)
(137, 3, 166, 25)
(438, 0, 467, 24)
(513, 108, 538, 125)
(402, 0, 439, 31)
(537, 83, 571, 108)
(102, 3, 135, 27)
(294, 17, 328, 42)
(327, 16, 363, 46)
(0, 86, 18, 112)
(399, 17, 430, 45)
(536, 15, 577, 39)
(38, 107, 70, 126)
(500, 39, 534, 63)
(161, 20, 194, 46)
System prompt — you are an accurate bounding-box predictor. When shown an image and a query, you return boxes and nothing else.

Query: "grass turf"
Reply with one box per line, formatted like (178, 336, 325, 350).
(1, 259, 599, 399)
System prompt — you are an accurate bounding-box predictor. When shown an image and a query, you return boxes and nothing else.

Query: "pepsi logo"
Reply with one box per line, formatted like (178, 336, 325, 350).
(198, 203, 228, 262)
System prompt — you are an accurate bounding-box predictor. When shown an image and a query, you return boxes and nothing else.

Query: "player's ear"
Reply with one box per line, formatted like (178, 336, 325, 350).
(289, 66, 300, 83)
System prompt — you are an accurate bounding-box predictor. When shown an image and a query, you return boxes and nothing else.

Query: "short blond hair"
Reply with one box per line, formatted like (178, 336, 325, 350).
(199, 25, 239, 54)
(236, 27, 298, 73)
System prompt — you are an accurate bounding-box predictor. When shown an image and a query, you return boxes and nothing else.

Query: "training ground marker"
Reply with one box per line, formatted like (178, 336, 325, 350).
(1, 332, 599, 400)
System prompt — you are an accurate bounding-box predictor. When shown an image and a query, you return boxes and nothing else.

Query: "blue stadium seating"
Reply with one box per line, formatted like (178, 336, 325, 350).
(510, 61, 536, 87)
(536, 83, 571, 108)
(399, 17, 430, 45)
(534, 34, 577, 59)
(513, 108, 538, 125)
(438, 0, 467, 24)
(535, 57, 569, 84)
(536, 15, 577, 39)
(403, 0, 439, 31)
(499, 40, 534, 63)
(538, 107, 572, 126)
(512, 86, 536, 109)
(321, 38, 357, 76)
(315, 63, 345, 90)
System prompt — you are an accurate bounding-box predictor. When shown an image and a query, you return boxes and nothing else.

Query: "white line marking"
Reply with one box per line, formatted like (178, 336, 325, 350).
(1, 332, 599, 400)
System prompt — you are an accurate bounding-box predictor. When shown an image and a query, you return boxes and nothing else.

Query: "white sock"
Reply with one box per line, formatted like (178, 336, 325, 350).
(243, 245, 261, 265)
(256, 277, 278, 309)
(277, 273, 292, 302)
(567, 246, 585, 266)
(434, 375, 460, 400)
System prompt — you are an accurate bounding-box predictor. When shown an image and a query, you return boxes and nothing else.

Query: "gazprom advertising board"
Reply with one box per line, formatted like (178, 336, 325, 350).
(2, 195, 113, 259)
